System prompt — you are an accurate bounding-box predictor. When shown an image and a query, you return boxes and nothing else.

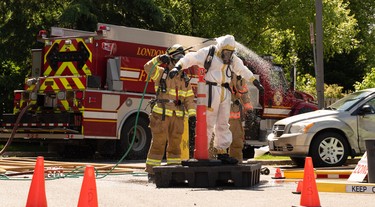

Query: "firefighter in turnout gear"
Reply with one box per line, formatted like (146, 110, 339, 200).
(144, 44, 196, 182)
(169, 35, 264, 164)
(229, 74, 253, 162)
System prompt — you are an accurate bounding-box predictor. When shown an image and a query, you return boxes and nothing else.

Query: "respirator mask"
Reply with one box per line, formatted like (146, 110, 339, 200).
(221, 49, 234, 64)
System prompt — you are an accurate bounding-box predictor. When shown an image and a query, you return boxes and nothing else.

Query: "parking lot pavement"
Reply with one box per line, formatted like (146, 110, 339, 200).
(1, 162, 374, 207)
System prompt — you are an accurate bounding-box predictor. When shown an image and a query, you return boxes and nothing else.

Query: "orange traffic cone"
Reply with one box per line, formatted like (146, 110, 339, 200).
(26, 156, 47, 207)
(292, 180, 303, 194)
(77, 165, 98, 207)
(272, 168, 285, 179)
(300, 157, 321, 207)
(194, 71, 208, 160)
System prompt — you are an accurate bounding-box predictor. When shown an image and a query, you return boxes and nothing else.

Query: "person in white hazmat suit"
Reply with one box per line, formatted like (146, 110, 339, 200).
(169, 35, 264, 164)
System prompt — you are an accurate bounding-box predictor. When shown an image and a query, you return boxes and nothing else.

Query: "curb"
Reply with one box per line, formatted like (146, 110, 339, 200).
(283, 169, 353, 179)
(317, 181, 375, 193)
(247, 158, 360, 166)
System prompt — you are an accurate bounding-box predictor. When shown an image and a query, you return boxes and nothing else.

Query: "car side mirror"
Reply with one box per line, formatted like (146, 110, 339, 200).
(358, 104, 373, 115)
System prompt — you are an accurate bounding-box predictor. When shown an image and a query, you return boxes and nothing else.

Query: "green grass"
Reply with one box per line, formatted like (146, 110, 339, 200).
(254, 154, 362, 160)
(254, 153, 291, 160)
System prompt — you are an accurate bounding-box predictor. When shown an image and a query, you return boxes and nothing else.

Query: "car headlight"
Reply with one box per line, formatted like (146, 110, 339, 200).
(289, 122, 314, 134)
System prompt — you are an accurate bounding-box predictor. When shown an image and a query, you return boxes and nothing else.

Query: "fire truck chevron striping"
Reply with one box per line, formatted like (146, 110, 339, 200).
(43, 38, 93, 76)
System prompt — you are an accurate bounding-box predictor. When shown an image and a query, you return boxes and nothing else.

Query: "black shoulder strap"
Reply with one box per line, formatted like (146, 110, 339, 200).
(204, 45, 215, 71)
(158, 67, 169, 94)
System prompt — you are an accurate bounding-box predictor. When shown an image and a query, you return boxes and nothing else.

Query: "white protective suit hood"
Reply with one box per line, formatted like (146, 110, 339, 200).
(216, 35, 236, 51)
(216, 35, 236, 64)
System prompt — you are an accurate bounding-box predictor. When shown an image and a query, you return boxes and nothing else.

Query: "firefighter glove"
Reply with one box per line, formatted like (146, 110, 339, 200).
(159, 54, 170, 64)
(189, 116, 196, 129)
(169, 65, 182, 79)
(253, 79, 264, 95)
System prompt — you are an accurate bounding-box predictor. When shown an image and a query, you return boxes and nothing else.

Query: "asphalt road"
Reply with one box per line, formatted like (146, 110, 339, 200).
(0, 161, 374, 207)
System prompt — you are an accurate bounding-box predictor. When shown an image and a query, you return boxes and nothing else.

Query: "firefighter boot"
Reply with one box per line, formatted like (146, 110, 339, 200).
(217, 153, 238, 165)
(148, 174, 155, 183)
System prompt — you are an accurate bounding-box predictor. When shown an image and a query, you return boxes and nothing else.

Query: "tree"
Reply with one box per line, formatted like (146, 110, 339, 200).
(346, 0, 375, 72)
(296, 73, 345, 100)
(0, 0, 65, 113)
(165, 0, 359, 91)
(59, 0, 164, 31)
(353, 68, 375, 90)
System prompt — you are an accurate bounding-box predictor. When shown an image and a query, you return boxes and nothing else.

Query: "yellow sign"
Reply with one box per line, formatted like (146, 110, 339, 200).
(180, 116, 190, 160)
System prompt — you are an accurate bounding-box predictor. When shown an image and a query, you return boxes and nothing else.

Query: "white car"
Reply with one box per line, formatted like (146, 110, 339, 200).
(267, 88, 375, 167)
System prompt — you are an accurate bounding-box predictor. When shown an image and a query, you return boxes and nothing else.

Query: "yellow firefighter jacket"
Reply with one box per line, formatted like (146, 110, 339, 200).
(144, 56, 196, 118)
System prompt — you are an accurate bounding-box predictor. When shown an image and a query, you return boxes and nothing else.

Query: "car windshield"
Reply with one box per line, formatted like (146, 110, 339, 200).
(328, 90, 373, 111)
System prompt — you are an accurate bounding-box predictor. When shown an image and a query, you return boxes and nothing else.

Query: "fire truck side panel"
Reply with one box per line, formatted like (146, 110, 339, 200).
(116, 95, 153, 133)
(82, 91, 118, 138)
(82, 117, 117, 138)
(81, 89, 153, 139)
(90, 39, 163, 92)
(119, 56, 155, 94)
(89, 40, 105, 88)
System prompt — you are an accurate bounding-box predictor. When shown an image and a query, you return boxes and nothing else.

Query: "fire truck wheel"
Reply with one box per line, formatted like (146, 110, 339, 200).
(116, 115, 151, 160)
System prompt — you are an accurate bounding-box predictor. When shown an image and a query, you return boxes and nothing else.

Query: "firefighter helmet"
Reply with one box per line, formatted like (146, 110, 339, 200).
(166, 44, 185, 61)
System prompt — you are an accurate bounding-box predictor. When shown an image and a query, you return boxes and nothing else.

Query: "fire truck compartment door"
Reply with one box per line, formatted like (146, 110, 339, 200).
(107, 57, 123, 91)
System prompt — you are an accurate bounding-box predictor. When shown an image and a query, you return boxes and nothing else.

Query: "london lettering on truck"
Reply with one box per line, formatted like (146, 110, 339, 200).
(136, 47, 165, 57)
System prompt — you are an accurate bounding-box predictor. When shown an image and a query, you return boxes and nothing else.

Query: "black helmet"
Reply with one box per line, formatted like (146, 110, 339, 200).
(166, 44, 185, 61)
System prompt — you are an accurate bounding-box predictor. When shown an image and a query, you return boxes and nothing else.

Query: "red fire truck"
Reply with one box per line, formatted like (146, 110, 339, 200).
(0, 23, 317, 159)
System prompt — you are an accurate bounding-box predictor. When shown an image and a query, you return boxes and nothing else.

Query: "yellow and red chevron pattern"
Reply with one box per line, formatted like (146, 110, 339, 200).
(43, 38, 93, 76)
(26, 77, 86, 92)
(20, 77, 87, 112)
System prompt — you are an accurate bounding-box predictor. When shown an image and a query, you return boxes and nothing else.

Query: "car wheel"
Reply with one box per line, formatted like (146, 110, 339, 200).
(290, 156, 305, 167)
(310, 132, 349, 167)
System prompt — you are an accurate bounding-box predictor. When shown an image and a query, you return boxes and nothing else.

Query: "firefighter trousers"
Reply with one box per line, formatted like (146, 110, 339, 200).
(229, 118, 244, 162)
(145, 112, 184, 174)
